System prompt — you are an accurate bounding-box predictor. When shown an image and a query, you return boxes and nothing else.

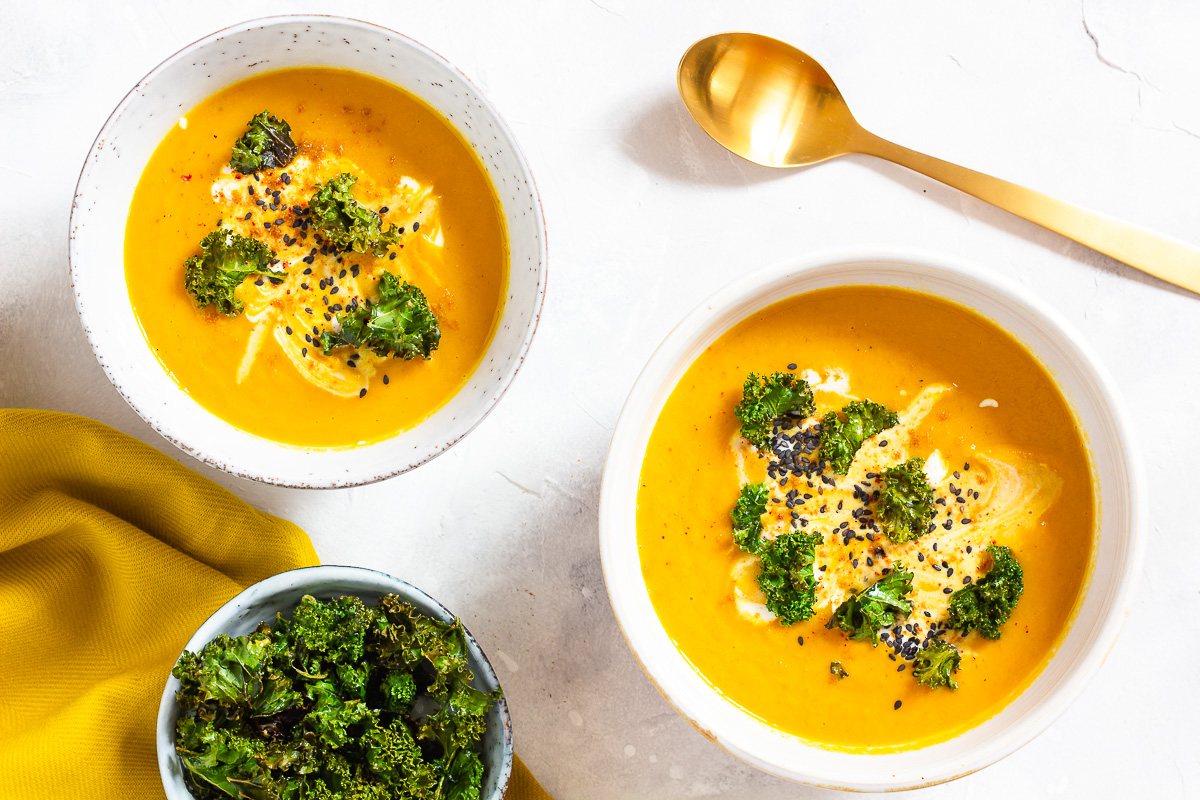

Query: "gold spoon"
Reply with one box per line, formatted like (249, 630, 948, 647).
(678, 32, 1200, 295)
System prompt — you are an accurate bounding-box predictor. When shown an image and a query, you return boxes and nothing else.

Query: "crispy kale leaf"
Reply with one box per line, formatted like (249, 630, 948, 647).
(230, 110, 298, 173)
(319, 271, 441, 360)
(830, 661, 849, 679)
(756, 531, 822, 625)
(911, 640, 961, 689)
(183, 227, 283, 316)
(826, 567, 914, 643)
(730, 482, 821, 624)
(173, 630, 301, 718)
(734, 371, 815, 451)
(171, 594, 498, 800)
(380, 670, 417, 713)
(730, 482, 769, 552)
(308, 173, 403, 256)
(819, 400, 899, 474)
(947, 545, 1024, 639)
(877, 457, 936, 543)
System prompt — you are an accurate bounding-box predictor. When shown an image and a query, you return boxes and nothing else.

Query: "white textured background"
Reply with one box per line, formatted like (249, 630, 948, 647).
(2, 1, 1198, 797)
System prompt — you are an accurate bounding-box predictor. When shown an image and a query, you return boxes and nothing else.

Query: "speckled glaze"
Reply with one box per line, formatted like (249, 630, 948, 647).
(598, 250, 1145, 791)
(70, 16, 547, 488)
(156, 566, 513, 800)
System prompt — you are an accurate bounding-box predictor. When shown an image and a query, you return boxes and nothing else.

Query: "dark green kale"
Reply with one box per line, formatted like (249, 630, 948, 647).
(734, 371, 815, 451)
(819, 400, 899, 474)
(183, 227, 284, 316)
(911, 640, 961, 689)
(308, 173, 404, 256)
(947, 545, 1024, 639)
(229, 111, 298, 173)
(826, 567, 914, 643)
(730, 482, 769, 552)
(755, 531, 822, 625)
(319, 271, 441, 360)
(877, 457, 936, 543)
(829, 661, 849, 679)
(170, 594, 499, 800)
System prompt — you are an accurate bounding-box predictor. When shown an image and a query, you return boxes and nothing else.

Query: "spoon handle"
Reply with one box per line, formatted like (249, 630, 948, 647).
(858, 133, 1200, 295)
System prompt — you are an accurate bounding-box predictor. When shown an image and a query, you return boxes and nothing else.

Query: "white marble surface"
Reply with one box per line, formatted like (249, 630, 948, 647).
(2, 1, 1198, 797)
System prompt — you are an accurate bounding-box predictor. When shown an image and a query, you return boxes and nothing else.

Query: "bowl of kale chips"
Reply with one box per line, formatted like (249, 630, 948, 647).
(156, 566, 511, 800)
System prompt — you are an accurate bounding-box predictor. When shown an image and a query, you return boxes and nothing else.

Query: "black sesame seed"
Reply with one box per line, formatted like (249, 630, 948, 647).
(380, 206, 389, 214)
(787, 362, 797, 370)
(389, 251, 397, 260)
(966, 545, 973, 554)
(383, 375, 390, 385)
(244, 212, 252, 220)
(797, 636, 804, 646)
(359, 388, 367, 398)
(282, 173, 291, 184)
(301, 347, 308, 357)
(943, 587, 953, 594)
(285, 326, 293, 335)
(894, 701, 902, 710)
(412, 221, 420, 231)
(897, 664, 906, 672)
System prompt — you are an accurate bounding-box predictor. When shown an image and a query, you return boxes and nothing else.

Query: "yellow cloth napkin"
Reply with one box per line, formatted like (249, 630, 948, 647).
(0, 410, 549, 800)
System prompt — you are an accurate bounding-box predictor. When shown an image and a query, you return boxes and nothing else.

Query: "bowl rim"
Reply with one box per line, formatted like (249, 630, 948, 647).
(597, 246, 1145, 791)
(68, 14, 548, 488)
(155, 564, 513, 800)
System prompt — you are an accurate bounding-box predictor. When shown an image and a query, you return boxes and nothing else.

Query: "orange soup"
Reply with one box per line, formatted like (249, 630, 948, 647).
(125, 68, 507, 447)
(636, 287, 1094, 752)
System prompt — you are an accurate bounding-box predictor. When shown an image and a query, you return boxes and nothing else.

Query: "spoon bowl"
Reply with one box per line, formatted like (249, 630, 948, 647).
(678, 32, 860, 167)
(677, 32, 1200, 295)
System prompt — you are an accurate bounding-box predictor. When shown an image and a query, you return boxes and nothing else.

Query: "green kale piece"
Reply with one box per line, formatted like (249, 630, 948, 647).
(304, 684, 375, 748)
(373, 596, 474, 702)
(362, 718, 436, 796)
(877, 457, 936, 543)
(826, 567, 914, 643)
(911, 640, 961, 689)
(229, 110, 298, 173)
(730, 482, 769, 552)
(283, 594, 375, 671)
(319, 271, 441, 360)
(755, 531, 822, 625)
(336, 661, 372, 700)
(183, 227, 284, 316)
(829, 661, 849, 679)
(819, 400, 899, 474)
(172, 630, 301, 718)
(947, 545, 1024, 639)
(307, 173, 403, 255)
(380, 670, 417, 713)
(734, 371, 816, 451)
(174, 715, 274, 799)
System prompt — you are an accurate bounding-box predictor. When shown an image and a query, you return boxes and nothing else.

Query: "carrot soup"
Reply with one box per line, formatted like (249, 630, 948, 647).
(124, 68, 507, 447)
(636, 287, 1094, 752)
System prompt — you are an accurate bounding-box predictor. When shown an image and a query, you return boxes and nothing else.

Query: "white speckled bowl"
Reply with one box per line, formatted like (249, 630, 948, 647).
(156, 565, 511, 800)
(70, 16, 546, 487)
(598, 249, 1145, 791)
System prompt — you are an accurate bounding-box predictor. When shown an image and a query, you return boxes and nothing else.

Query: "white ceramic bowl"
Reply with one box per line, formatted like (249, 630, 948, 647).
(156, 565, 512, 800)
(70, 16, 546, 487)
(598, 249, 1144, 791)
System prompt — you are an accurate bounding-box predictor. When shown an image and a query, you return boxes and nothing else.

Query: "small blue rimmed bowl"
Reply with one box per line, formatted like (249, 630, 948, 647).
(156, 565, 512, 800)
